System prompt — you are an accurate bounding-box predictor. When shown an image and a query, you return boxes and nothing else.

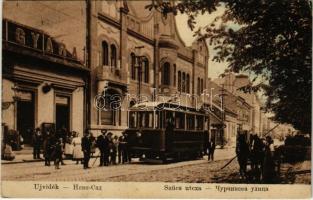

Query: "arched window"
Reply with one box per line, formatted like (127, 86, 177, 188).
(110, 44, 117, 68)
(162, 62, 170, 85)
(130, 53, 136, 80)
(197, 77, 201, 95)
(186, 74, 190, 93)
(102, 41, 109, 66)
(143, 58, 149, 83)
(173, 64, 176, 86)
(182, 72, 186, 93)
(178, 71, 181, 92)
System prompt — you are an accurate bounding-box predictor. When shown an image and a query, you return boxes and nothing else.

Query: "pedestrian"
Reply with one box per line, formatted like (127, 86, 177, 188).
(32, 128, 42, 159)
(124, 133, 131, 163)
(208, 139, 216, 161)
(110, 135, 119, 165)
(81, 130, 92, 169)
(53, 138, 64, 170)
(64, 131, 74, 159)
(90, 133, 97, 157)
(118, 135, 126, 164)
(96, 130, 107, 166)
(103, 132, 111, 165)
(72, 132, 84, 164)
(262, 136, 276, 183)
(43, 131, 53, 166)
(236, 133, 250, 179)
(107, 132, 114, 165)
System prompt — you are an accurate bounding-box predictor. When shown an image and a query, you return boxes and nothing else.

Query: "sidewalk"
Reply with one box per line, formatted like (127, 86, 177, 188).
(2, 147, 236, 165)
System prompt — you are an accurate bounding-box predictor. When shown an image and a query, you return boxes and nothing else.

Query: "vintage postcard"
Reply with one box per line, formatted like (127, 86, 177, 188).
(1, 0, 311, 198)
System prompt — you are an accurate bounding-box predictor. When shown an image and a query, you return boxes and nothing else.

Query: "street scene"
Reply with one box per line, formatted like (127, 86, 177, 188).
(1, 0, 311, 193)
(2, 148, 310, 184)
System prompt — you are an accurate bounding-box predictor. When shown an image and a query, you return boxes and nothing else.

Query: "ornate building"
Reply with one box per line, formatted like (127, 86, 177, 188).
(87, 1, 209, 135)
(2, 1, 88, 143)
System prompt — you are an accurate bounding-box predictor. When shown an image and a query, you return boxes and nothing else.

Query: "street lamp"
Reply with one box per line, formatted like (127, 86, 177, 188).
(134, 46, 145, 103)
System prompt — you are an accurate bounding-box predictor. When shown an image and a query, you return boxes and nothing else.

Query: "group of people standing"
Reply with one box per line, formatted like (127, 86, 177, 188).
(32, 127, 131, 170)
(236, 133, 277, 183)
(81, 130, 131, 169)
(33, 128, 80, 169)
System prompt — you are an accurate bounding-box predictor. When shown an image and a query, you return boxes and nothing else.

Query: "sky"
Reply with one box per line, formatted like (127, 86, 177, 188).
(175, 7, 228, 79)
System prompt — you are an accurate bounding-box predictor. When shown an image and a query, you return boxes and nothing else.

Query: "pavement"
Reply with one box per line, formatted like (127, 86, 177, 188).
(1, 147, 236, 181)
(2, 147, 236, 165)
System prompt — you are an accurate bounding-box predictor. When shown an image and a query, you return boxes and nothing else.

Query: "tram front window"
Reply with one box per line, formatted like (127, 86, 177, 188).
(155, 111, 163, 128)
(175, 112, 185, 129)
(138, 112, 154, 128)
(129, 111, 137, 128)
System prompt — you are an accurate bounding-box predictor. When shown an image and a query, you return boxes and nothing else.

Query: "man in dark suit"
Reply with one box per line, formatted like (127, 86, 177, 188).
(81, 130, 92, 169)
(96, 129, 107, 166)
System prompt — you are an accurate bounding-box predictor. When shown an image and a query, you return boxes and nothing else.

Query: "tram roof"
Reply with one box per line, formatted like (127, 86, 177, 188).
(130, 102, 202, 113)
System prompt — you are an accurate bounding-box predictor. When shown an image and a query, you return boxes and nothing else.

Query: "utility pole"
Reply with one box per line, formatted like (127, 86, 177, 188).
(135, 46, 145, 103)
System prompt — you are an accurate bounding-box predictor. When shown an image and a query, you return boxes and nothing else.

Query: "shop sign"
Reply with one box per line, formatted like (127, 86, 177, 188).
(3, 19, 78, 60)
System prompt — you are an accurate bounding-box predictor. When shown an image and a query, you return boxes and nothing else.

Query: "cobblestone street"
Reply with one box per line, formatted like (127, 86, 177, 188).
(2, 148, 235, 182)
(2, 148, 310, 184)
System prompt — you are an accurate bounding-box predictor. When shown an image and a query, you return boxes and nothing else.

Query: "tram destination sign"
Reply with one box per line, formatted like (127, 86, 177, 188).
(3, 19, 78, 61)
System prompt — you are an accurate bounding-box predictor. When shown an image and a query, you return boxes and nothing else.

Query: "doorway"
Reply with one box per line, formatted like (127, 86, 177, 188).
(16, 91, 35, 145)
(55, 95, 70, 132)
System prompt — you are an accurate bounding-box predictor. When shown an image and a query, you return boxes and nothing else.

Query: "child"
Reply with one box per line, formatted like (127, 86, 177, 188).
(53, 138, 64, 170)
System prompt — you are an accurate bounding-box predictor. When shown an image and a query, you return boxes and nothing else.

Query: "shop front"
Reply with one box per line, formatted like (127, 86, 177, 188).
(2, 19, 89, 146)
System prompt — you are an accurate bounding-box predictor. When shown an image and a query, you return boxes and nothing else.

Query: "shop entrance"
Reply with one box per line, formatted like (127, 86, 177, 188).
(55, 95, 70, 132)
(16, 91, 35, 145)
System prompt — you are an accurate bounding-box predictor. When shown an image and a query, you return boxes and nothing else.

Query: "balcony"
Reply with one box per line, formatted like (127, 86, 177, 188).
(96, 64, 126, 84)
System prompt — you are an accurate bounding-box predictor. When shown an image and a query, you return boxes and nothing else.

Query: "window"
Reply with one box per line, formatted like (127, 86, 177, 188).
(196, 115, 204, 130)
(197, 77, 201, 95)
(200, 79, 204, 94)
(175, 112, 185, 129)
(187, 114, 195, 130)
(143, 58, 149, 83)
(186, 74, 190, 93)
(162, 62, 170, 85)
(129, 111, 137, 128)
(100, 89, 121, 126)
(110, 44, 117, 68)
(182, 72, 186, 93)
(102, 41, 109, 66)
(130, 53, 136, 80)
(138, 112, 153, 128)
(173, 64, 176, 86)
(155, 111, 163, 128)
(178, 71, 181, 92)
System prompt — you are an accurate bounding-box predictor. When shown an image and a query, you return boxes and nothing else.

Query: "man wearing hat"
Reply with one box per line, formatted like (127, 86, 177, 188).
(81, 130, 92, 169)
(96, 129, 108, 166)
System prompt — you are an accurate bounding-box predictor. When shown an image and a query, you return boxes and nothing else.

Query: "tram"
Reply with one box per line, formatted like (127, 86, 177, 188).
(125, 102, 210, 162)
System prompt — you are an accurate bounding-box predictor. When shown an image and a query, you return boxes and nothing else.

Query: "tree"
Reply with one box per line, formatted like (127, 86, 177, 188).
(148, 0, 312, 133)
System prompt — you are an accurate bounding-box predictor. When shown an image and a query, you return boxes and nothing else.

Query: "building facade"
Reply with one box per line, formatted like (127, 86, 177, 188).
(87, 1, 209, 136)
(2, 1, 88, 143)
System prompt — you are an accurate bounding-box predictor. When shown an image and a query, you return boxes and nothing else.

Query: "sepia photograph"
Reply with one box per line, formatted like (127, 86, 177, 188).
(1, 0, 311, 198)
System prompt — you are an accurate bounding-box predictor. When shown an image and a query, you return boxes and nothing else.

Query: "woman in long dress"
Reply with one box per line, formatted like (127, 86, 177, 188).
(72, 132, 83, 164)
(64, 132, 74, 158)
